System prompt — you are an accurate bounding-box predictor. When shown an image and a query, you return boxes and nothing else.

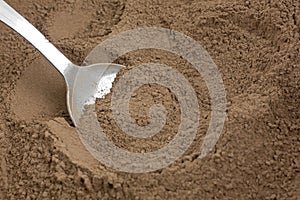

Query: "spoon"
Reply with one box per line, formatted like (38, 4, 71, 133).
(0, 0, 123, 125)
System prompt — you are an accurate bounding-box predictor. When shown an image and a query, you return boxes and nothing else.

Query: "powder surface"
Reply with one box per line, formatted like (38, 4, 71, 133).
(0, 0, 299, 199)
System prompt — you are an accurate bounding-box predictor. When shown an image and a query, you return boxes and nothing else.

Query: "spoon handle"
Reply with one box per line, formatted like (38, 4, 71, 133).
(0, 0, 73, 75)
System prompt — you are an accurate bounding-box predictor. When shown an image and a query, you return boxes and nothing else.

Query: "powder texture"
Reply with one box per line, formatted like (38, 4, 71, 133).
(0, 0, 299, 199)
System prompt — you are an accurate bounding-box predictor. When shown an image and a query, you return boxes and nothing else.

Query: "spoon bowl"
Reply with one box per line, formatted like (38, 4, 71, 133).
(67, 63, 122, 125)
(0, 0, 123, 125)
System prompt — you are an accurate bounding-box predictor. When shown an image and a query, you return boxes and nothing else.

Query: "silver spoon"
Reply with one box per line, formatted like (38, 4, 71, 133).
(0, 0, 123, 125)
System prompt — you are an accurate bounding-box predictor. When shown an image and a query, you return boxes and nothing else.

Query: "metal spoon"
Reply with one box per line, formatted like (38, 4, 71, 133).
(0, 0, 123, 125)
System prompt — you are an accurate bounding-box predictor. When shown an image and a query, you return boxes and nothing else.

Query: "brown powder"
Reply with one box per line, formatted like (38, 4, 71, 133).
(0, 0, 299, 199)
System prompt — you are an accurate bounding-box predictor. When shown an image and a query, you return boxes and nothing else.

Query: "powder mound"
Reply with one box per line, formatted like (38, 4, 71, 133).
(0, 0, 299, 199)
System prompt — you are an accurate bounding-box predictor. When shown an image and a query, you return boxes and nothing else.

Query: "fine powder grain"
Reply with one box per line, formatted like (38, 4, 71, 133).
(0, 0, 299, 199)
